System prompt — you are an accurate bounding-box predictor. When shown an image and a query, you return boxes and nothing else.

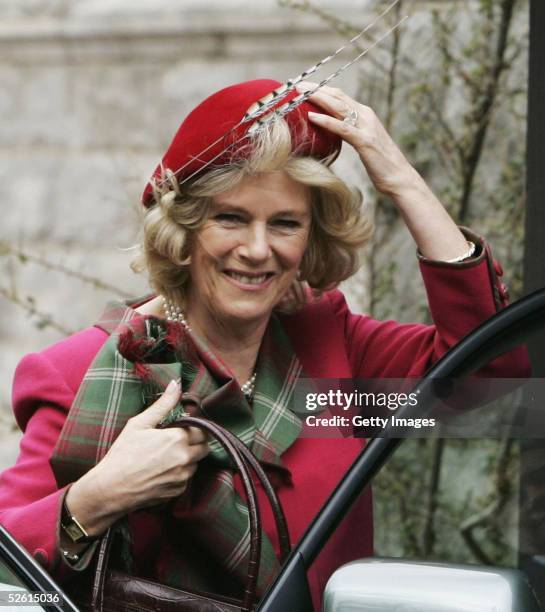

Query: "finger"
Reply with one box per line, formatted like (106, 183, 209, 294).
(298, 89, 356, 124)
(165, 425, 207, 445)
(181, 463, 198, 480)
(184, 441, 210, 464)
(310, 93, 351, 121)
(307, 111, 360, 145)
(185, 426, 208, 445)
(130, 379, 181, 428)
(296, 81, 352, 106)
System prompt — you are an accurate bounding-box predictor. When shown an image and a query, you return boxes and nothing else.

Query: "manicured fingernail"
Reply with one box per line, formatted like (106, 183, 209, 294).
(308, 111, 323, 119)
(165, 379, 179, 395)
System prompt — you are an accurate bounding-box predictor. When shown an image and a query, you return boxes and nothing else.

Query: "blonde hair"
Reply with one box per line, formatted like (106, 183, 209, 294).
(131, 119, 372, 311)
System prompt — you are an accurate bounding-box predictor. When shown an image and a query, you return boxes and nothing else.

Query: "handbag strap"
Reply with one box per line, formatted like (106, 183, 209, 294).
(214, 426, 291, 562)
(91, 525, 114, 611)
(92, 416, 261, 611)
(92, 414, 263, 612)
(171, 393, 291, 561)
(165, 415, 264, 611)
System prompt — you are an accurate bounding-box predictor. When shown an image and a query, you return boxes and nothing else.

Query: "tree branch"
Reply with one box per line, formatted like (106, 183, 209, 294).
(0, 286, 74, 336)
(0, 242, 131, 298)
(421, 436, 445, 555)
(459, 437, 515, 564)
(277, 0, 392, 74)
(459, 0, 517, 222)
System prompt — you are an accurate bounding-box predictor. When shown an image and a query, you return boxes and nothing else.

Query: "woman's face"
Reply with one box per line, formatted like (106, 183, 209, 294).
(186, 170, 311, 329)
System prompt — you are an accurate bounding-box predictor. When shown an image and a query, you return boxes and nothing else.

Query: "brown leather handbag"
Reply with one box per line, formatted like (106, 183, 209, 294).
(74, 412, 291, 612)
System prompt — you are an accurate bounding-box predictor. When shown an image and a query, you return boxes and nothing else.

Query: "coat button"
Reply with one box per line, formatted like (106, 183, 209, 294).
(494, 260, 504, 276)
(499, 283, 509, 301)
(33, 548, 49, 568)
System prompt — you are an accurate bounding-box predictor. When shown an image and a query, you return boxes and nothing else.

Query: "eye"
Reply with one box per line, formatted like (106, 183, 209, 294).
(272, 218, 302, 230)
(214, 213, 244, 226)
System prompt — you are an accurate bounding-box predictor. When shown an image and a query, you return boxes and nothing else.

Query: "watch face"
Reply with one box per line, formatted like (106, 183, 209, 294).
(63, 520, 86, 543)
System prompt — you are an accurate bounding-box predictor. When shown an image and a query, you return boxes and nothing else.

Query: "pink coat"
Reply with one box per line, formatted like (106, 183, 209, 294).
(0, 243, 526, 610)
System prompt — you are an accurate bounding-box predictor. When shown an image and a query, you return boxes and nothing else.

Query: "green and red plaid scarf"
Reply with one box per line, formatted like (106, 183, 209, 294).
(50, 299, 306, 597)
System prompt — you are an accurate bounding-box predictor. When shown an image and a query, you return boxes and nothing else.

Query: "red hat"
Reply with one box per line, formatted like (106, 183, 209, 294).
(141, 78, 342, 207)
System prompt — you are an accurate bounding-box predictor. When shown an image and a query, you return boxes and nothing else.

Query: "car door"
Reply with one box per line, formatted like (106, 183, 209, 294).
(0, 525, 78, 612)
(258, 286, 545, 611)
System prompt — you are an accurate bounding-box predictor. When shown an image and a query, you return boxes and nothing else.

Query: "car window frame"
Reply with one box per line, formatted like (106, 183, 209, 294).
(0, 526, 78, 612)
(257, 286, 545, 611)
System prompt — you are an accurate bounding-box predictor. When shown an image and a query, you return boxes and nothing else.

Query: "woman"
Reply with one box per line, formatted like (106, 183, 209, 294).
(0, 78, 524, 609)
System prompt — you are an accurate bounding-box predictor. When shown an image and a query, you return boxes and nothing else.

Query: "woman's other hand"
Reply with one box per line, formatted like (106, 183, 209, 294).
(64, 380, 209, 537)
(299, 81, 470, 261)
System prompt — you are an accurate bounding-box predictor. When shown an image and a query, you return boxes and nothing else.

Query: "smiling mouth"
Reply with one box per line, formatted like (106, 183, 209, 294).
(223, 271, 275, 285)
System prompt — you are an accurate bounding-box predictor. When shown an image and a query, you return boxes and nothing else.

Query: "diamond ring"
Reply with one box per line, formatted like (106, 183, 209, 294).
(342, 107, 359, 127)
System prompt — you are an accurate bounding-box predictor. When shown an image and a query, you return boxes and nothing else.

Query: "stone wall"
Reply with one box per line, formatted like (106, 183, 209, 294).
(0, 0, 399, 467)
(0, 0, 526, 469)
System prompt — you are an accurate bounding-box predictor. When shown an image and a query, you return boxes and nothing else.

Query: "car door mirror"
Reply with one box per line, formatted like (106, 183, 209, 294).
(324, 558, 541, 611)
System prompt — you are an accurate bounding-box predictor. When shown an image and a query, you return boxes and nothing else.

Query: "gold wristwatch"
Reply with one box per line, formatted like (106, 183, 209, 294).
(61, 499, 91, 543)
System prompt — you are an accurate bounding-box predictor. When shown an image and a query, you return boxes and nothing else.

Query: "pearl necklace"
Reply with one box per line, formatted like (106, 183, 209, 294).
(162, 297, 257, 399)
(162, 297, 191, 331)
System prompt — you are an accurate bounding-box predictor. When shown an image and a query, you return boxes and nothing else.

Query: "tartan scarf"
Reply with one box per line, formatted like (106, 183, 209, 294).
(50, 298, 306, 597)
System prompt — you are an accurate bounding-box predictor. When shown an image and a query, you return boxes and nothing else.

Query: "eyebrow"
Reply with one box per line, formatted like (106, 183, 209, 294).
(211, 201, 310, 218)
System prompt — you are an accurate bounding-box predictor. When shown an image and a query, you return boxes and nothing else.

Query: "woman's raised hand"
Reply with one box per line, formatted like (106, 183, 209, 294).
(298, 81, 470, 261)
(64, 380, 209, 538)
(297, 81, 418, 198)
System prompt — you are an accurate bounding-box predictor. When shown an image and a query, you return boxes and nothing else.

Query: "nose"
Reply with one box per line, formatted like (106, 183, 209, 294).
(236, 222, 272, 264)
